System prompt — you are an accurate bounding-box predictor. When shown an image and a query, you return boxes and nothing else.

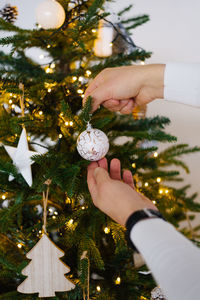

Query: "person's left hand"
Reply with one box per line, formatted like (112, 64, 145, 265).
(87, 158, 156, 226)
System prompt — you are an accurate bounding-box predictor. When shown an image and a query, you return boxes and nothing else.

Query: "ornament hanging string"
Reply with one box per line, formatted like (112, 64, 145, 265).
(42, 179, 51, 234)
(81, 251, 90, 300)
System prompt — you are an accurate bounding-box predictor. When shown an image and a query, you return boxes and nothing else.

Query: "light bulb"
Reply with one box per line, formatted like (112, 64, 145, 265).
(2, 195, 6, 200)
(69, 121, 73, 126)
(86, 70, 91, 76)
(59, 134, 63, 138)
(115, 277, 121, 285)
(104, 227, 110, 234)
(154, 152, 158, 158)
(159, 189, 163, 194)
(156, 177, 161, 183)
(77, 89, 83, 94)
(96, 286, 101, 292)
(17, 243, 22, 249)
(68, 219, 73, 225)
(72, 76, 77, 82)
(65, 121, 69, 126)
(132, 163, 136, 168)
(144, 182, 149, 187)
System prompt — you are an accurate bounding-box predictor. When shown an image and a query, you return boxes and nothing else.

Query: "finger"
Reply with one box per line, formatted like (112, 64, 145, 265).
(87, 162, 99, 198)
(89, 83, 114, 112)
(83, 79, 98, 105)
(98, 157, 108, 171)
(122, 169, 135, 189)
(103, 99, 130, 111)
(103, 99, 120, 109)
(119, 99, 135, 114)
(94, 167, 110, 185)
(110, 158, 121, 180)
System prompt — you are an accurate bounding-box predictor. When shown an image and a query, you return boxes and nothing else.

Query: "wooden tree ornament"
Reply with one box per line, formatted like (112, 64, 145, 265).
(17, 181, 75, 297)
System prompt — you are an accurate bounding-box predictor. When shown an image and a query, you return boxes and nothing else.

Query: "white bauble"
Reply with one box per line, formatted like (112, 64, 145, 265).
(77, 124, 109, 161)
(36, 0, 66, 29)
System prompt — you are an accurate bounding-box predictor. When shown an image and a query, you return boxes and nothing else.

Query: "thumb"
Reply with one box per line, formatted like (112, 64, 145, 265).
(94, 167, 110, 185)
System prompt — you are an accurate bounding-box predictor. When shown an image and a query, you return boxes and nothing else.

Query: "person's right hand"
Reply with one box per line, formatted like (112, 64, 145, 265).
(83, 64, 165, 113)
(87, 158, 157, 226)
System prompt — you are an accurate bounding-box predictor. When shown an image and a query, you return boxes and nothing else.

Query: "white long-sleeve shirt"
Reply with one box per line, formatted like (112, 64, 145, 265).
(130, 62, 200, 300)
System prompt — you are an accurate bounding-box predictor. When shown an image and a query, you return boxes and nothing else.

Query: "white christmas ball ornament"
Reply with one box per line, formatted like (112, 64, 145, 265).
(77, 123, 109, 161)
(36, 0, 66, 29)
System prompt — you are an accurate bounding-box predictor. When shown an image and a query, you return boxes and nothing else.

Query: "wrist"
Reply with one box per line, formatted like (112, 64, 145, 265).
(142, 64, 165, 102)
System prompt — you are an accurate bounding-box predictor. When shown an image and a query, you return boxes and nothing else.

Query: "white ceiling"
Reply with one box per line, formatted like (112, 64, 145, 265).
(0, 0, 200, 199)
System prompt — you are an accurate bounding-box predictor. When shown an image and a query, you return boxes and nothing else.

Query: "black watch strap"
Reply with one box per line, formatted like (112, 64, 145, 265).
(125, 208, 166, 252)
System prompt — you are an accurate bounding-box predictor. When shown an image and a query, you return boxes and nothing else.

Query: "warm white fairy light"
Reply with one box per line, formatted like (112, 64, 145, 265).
(96, 286, 101, 292)
(115, 277, 121, 285)
(92, 29, 97, 33)
(69, 121, 73, 126)
(77, 89, 83, 94)
(109, 42, 113, 47)
(152, 200, 156, 204)
(47, 44, 51, 48)
(50, 63, 55, 69)
(17, 243, 22, 248)
(9, 93, 13, 96)
(140, 61, 145, 65)
(39, 230, 42, 234)
(144, 182, 149, 187)
(39, 111, 43, 115)
(78, 76, 83, 82)
(49, 208, 53, 213)
(11, 104, 15, 109)
(2, 194, 6, 200)
(82, 206, 85, 210)
(52, 215, 56, 219)
(159, 189, 163, 194)
(54, 211, 58, 215)
(68, 219, 73, 226)
(59, 134, 63, 138)
(81, 94, 85, 98)
(45, 67, 53, 74)
(48, 88, 51, 93)
(132, 163, 136, 168)
(9, 99, 12, 104)
(72, 76, 77, 82)
(165, 189, 169, 194)
(154, 152, 158, 158)
(65, 121, 69, 126)
(156, 177, 161, 183)
(86, 70, 91, 76)
(104, 227, 110, 234)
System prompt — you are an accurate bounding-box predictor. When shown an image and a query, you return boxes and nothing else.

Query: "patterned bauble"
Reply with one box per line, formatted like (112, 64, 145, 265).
(0, 4, 18, 24)
(77, 123, 109, 161)
(36, 0, 66, 29)
(151, 287, 166, 300)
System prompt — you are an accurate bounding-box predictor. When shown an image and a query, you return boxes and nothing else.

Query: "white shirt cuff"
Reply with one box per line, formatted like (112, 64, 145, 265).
(164, 62, 200, 107)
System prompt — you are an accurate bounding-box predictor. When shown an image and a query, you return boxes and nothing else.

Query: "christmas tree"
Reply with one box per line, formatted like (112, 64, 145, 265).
(0, 1, 200, 299)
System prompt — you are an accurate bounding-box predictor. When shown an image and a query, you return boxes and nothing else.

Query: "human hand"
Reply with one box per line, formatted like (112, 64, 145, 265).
(83, 64, 165, 114)
(87, 158, 157, 226)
